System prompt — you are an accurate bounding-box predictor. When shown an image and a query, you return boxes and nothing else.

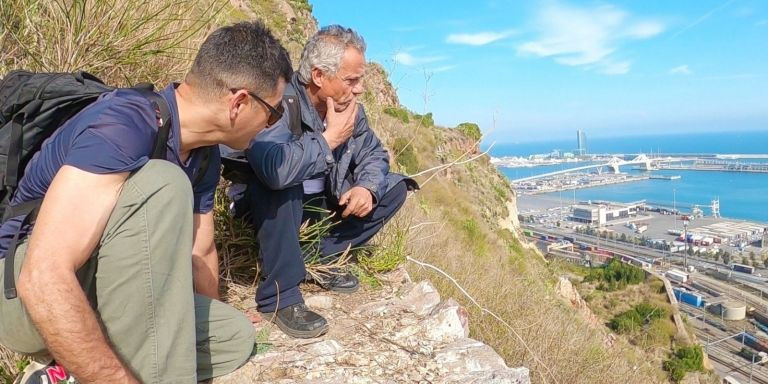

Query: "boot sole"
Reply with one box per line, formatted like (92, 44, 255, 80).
(268, 314, 329, 339)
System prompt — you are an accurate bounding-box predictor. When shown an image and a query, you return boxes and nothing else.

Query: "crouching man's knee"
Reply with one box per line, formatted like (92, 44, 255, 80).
(196, 297, 257, 381)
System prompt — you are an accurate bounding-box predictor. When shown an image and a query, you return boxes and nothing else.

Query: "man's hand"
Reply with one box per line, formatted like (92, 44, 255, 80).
(322, 97, 358, 150)
(338, 186, 374, 218)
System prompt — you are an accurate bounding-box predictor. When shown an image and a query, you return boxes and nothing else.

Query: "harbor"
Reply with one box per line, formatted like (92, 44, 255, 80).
(657, 159, 768, 173)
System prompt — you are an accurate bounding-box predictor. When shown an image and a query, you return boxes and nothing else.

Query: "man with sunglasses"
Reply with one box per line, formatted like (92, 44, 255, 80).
(229, 25, 417, 339)
(0, 21, 292, 383)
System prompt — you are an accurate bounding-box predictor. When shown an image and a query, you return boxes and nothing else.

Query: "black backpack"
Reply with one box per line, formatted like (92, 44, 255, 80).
(0, 70, 200, 299)
(0, 70, 178, 220)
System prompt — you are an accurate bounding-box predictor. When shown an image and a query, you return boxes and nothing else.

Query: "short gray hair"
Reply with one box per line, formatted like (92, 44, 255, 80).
(297, 25, 366, 83)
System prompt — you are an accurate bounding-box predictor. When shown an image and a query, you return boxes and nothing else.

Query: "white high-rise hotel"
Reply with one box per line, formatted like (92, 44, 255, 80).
(576, 130, 587, 156)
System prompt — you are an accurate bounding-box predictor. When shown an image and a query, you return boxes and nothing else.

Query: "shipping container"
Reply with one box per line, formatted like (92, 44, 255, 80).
(673, 288, 703, 307)
(667, 270, 689, 284)
(732, 263, 756, 275)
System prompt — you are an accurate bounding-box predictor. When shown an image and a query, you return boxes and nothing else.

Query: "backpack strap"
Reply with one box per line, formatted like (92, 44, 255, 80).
(131, 87, 172, 160)
(4, 100, 44, 192)
(3, 204, 38, 299)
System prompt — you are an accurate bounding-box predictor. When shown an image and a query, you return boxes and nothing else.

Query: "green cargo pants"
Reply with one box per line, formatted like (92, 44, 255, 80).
(0, 160, 255, 383)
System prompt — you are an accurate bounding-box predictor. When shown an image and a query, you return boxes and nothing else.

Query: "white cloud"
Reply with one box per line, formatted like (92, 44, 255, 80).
(669, 65, 692, 75)
(393, 52, 446, 66)
(446, 30, 516, 46)
(516, 3, 664, 75)
(600, 61, 631, 75)
(757, 20, 768, 27)
(623, 21, 665, 38)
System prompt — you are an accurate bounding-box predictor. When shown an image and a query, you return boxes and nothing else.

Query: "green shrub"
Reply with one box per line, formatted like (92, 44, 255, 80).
(609, 302, 667, 333)
(583, 259, 645, 291)
(461, 219, 488, 256)
(663, 345, 704, 383)
(359, 220, 408, 274)
(456, 122, 482, 142)
(492, 183, 509, 201)
(391, 137, 419, 174)
(383, 107, 409, 123)
(412, 112, 434, 127)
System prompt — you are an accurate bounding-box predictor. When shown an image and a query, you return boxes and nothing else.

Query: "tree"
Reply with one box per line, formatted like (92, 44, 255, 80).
(723, 252, 732, 265)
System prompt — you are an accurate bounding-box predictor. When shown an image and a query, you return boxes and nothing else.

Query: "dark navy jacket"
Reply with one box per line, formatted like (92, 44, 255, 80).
(244, 72, 415, 204)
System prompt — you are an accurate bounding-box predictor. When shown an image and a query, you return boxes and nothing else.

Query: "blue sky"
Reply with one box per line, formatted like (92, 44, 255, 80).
(310, 0, 768, 144)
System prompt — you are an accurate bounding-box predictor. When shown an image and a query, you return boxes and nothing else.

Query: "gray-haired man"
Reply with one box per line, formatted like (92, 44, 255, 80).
(229, 25, 417, 338)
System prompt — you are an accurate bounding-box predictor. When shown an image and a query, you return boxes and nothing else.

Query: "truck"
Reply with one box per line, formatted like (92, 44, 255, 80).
(732, 263, 756, 275)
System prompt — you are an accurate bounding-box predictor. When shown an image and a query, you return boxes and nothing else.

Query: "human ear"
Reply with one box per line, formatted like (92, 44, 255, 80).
(311, 67, 325, 88)
(229, 91, 249, 121)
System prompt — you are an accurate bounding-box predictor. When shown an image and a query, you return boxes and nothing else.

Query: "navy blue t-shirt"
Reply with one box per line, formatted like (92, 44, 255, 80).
(0, 84, 221, 258)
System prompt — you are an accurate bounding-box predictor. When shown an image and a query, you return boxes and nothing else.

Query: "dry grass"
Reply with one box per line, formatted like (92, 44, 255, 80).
(362, 106, 672, 382)
(0, 0, 227, 86)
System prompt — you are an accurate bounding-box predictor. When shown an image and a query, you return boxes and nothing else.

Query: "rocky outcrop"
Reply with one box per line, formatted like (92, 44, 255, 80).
(215, 269, 529, 383)
(554, 277, 618, 348)
(555, 277, 602, 330)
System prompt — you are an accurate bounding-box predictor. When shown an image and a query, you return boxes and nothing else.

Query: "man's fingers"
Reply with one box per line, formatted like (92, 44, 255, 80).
(339, 191, 351, 205)
(341, 203, 354, 218)
(346, 196, 365, 218)
(325, 97, 335, 114)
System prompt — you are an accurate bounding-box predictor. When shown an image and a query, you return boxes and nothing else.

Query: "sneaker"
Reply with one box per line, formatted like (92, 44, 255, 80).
(14, 360, 76, 384)
(264, 303, 329, 339)
(309, 269, 360, 293)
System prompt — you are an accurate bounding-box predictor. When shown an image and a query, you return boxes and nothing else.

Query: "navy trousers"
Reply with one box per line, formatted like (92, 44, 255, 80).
(235, 180, 408, 312)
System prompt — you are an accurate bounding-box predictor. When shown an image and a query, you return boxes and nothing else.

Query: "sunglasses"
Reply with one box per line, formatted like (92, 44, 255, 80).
(230, 88, 284, 126)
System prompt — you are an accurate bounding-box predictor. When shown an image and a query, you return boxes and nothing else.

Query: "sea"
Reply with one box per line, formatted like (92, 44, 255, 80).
(490, 131, 768, 224)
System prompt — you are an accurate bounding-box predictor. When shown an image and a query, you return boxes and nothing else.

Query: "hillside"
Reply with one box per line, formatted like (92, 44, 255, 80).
(230, 1, 673, 383)
(0, 0, 695, 382)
